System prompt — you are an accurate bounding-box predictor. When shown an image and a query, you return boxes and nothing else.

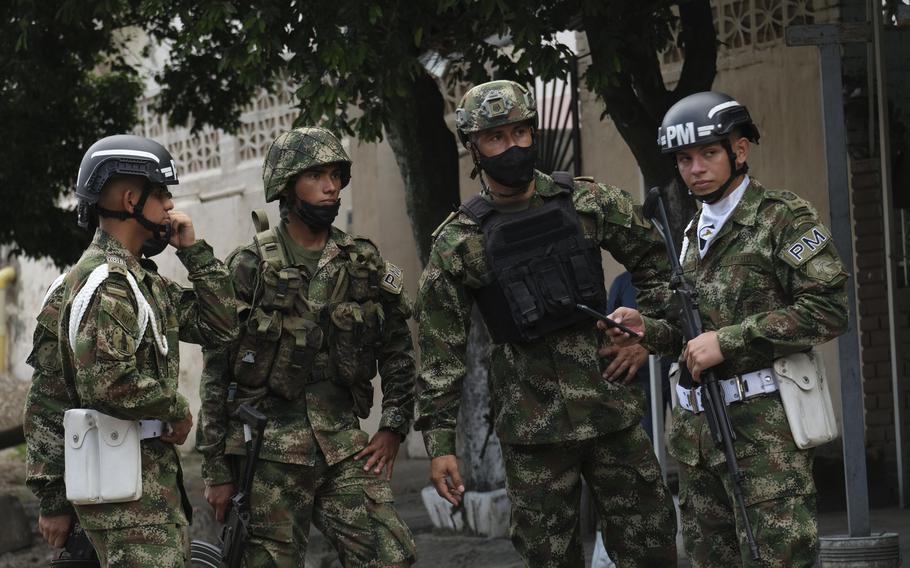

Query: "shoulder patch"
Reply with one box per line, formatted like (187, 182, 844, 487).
(379, 261, 404, 295)
(779, 224, 833, 268)
(574, 176, 596, 183)
(431, 210, 460, 240)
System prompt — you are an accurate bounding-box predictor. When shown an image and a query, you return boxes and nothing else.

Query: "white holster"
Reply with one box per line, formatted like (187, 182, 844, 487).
(64, 409, 143, 504)
(773, 349, 839, 449)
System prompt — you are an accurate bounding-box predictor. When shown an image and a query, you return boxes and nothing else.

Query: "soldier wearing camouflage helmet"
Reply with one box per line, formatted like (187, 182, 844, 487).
(198, 126, 417, 566)
(606, 91, 849, 566)
(414, 80, 678, 566)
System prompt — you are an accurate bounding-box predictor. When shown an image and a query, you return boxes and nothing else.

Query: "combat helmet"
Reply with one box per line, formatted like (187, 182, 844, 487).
(658, 91, 759, 154)
(658, 91, 760, 204)
(75, 134, 179, 229)
(454, 80, 537, 145)
(262, 126, 352, 202)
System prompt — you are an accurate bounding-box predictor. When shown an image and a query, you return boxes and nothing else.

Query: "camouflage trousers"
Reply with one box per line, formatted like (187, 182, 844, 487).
(501, 425, 677, 568)
(85, 523, 187, 568)
(234, 452, 416, 567)
(678, 450, 818, 567)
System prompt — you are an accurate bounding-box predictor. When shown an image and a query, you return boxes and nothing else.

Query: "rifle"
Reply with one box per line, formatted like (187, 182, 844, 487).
(190, 404, 268, 568)
(642, 187, 760, 561)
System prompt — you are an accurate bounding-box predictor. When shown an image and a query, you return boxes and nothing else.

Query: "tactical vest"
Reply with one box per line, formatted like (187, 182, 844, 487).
(229, 211, 386, 417)
(461, 172, 607, 344)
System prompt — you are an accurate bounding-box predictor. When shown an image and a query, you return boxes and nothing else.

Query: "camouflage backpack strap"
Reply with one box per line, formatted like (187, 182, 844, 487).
(250, 210, 289, 269)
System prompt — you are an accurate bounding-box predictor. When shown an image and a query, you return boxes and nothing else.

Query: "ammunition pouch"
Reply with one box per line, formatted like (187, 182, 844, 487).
(773, 349, 838, 449)
(64, 409, 143, 504)
(329, 301, 382, 394)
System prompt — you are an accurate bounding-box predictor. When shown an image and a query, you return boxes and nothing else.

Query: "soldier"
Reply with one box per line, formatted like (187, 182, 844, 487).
(606, 91, 849, 566)
(414, 80, 678, 567)
(57, 134, 239, 566)
(197, 126, 417, 566)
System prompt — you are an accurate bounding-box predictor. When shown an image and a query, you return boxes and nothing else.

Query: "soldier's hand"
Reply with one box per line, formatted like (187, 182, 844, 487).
(599, 343, 649, 384)
(168, 211, 197, 249)
(205, 483, 235, 523)
(355, 430, 401, 480)
(599, 307, 645, 346)
(38, 514, 72, 548)
(161, 410, 193, 445)
(430, 455, 465, 507)
(684, 331, 724, 382)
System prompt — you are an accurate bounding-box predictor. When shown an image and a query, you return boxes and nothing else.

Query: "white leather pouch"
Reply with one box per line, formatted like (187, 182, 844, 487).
(772, 350, 839, 449)
(64, 409, 143, 504)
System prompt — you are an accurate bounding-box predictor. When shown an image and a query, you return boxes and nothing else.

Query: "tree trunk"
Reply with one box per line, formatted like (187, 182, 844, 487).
(581, 0, 718, 244)
(384, 70, 462, 265)
(456, 308, 505, 492)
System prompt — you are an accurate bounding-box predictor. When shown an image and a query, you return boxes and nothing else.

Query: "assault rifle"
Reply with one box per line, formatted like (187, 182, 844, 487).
(190, 404, 268, 568)
(643, 187, 760, 561)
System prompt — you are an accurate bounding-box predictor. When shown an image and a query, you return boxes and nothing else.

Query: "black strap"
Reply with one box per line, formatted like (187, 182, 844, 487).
(551, 171, 574, 193)
(459, 195, 496, 224)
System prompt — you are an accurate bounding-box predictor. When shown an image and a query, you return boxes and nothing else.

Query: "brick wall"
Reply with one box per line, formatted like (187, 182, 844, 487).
(851, 157, 910, 487)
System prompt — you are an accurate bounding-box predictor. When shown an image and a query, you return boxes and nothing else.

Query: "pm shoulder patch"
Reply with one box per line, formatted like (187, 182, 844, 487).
(780, 224, 832, 268)
(379, 261, 404, 295)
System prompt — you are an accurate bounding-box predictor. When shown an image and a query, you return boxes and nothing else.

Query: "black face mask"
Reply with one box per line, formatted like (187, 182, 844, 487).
(139, 223, 173, 258)
(477, 143, 537, 190)
(293, 199, 341, 232)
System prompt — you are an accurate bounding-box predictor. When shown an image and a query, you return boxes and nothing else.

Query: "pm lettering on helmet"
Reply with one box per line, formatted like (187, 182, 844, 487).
(664, 122, 696, 149)
(782, 225, 831, 267)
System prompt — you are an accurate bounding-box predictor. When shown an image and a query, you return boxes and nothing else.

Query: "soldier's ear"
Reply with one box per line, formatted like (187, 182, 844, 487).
(732, 137, 750, 168)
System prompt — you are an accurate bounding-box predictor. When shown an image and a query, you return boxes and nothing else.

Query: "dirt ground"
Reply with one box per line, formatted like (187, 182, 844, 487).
(0, 448, 540, 568)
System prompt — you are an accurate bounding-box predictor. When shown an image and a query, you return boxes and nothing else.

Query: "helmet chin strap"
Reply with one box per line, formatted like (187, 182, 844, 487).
(95, 182, 172, 240)
(690, 140, 748, 205)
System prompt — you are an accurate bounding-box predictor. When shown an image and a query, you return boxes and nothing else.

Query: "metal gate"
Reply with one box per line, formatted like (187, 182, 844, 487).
(534, 57, 582, 176)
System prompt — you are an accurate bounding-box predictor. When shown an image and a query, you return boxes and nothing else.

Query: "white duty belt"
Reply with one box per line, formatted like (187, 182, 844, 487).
(138, 419, 167, 440)
(676, 368, 778, 414)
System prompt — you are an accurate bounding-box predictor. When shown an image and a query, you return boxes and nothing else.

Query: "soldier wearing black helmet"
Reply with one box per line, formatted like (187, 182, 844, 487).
(42, 134, 238, 567)
(606, 92, 849, 566)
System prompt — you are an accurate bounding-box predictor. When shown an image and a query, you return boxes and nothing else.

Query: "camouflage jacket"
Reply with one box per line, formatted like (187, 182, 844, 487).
(24, 282, 73, 518)
(197, 223, 415, 485)
(58, 229, 238, 529)
(414, 171, 673, 457)
(641, 179, 849, 467)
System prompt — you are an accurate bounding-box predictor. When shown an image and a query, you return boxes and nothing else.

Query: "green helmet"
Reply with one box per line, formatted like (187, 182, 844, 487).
(454, 80, 537, 145)
(262, 126, 352, 202)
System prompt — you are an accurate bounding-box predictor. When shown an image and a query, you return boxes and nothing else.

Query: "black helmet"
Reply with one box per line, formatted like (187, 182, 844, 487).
(75, 134, 179, 205)
(75, 134, 178, 253)
(658, 91, 760, 154)
(658, 91, 760, 204)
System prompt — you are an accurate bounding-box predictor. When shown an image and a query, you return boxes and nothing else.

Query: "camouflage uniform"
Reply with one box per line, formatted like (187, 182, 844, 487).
(24, 281, 74, 522)
(58, 229, 238, 567)
(197, 127, 417, 567)
(415, 166, 678, 566)
(643, 179, 849, 567)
